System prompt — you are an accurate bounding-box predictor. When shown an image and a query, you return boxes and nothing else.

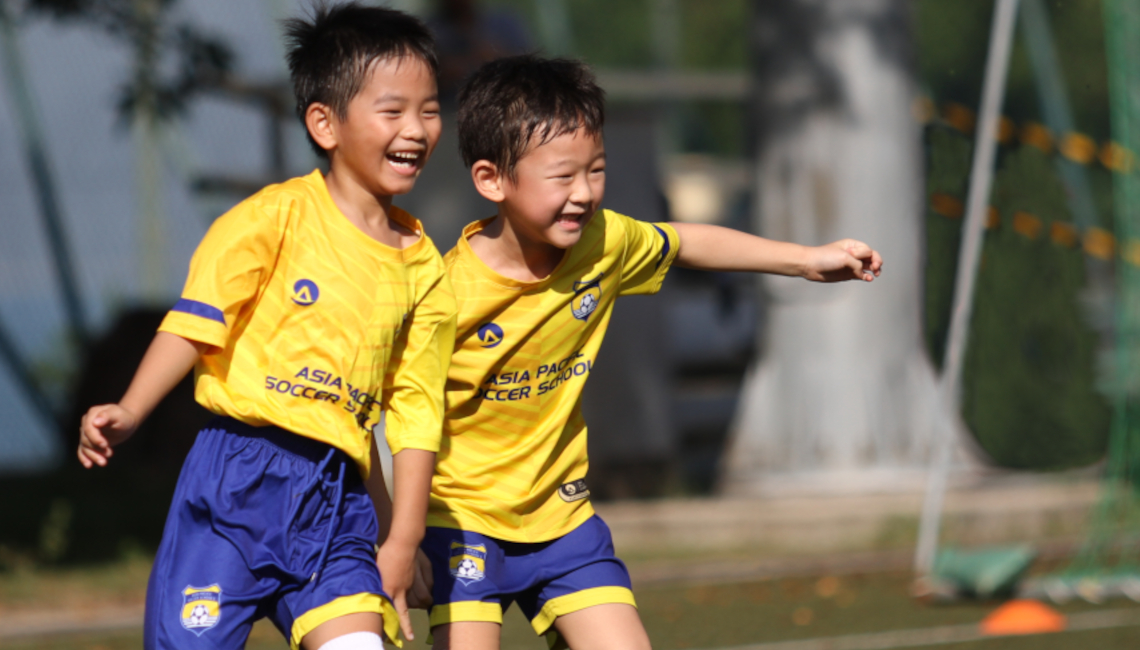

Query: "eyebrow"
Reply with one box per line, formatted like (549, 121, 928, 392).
(374, 92, 440, 104)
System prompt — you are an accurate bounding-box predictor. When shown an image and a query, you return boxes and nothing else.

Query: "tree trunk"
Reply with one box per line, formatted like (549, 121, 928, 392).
(721, 0, 944, 495)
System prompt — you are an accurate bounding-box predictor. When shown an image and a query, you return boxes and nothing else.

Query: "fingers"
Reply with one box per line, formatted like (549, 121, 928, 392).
(870, 249, 884, 275)
(845, 253, 865, 280)
(78, 407, 113, 468)
(394, 591, 414, 641)
(77, 444, 108, 469)
(841, 240, 883, 278)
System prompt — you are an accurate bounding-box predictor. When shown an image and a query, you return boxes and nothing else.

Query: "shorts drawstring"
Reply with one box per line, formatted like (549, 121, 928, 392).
(288, 447, 347, 584)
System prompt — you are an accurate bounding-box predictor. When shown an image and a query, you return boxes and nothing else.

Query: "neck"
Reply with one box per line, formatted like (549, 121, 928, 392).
(471, 216, 564, 282)
(324, 166, 394, 226)
(324, 167, 415, 248)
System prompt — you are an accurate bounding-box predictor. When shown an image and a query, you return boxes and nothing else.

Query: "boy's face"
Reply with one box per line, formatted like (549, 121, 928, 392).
(327, 56, 441, 198)
(498, 127, 606, 250)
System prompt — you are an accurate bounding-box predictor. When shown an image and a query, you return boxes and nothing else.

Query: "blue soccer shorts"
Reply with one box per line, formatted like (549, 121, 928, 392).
(422, 515, 636, 643)
(143, 417, 398, 650)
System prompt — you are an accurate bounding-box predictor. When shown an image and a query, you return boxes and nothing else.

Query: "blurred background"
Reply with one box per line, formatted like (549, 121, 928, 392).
(2, 0, 1140, 648)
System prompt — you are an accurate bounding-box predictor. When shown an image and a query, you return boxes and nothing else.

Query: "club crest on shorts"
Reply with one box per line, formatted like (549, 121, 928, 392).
(449, 542, 486, 586)
(558, 479, 590, 502)
(570, 274, 604, 321)
(180, 585, 221, 635)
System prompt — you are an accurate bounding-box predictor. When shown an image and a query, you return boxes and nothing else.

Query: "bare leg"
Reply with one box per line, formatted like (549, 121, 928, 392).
(432, 621, 501, 650)
(301, 612, 384, 649)
(552, 604, 651, 650)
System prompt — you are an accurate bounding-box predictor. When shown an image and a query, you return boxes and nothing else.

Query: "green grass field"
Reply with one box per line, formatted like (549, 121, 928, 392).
(3, 557, 1139, 650)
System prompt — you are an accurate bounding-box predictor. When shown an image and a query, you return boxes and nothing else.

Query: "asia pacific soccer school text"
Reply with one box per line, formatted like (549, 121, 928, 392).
(74, 9, 882, 650)
(418, 54, 882, 650)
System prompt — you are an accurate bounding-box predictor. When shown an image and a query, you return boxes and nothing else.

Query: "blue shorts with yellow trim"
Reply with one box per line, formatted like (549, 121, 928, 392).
(143, 417, 398, 650)
(422, 515, 635, 640)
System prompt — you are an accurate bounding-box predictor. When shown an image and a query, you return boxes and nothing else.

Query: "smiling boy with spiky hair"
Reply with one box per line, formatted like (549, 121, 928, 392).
(77, 4, 455, 649)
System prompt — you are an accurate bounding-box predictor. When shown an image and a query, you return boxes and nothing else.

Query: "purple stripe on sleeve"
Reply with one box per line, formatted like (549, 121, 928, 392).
(651, 224, 671, 270)
(171, 298, 225, 325)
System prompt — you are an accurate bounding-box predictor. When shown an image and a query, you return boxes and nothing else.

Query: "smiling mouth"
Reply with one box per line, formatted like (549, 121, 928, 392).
(386, 151, 422, 170)
(556, 213, 585, 228)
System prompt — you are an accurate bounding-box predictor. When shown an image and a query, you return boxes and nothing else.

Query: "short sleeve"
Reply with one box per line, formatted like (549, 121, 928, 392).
(616, 212, 680, 296)
(158, 200, 286, 348)
(382, 267, 458, 455)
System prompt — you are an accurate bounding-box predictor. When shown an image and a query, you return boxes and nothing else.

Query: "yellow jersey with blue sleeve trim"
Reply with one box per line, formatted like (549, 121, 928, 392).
(427, 210, 679, 542)
(158, 170, 457, 478)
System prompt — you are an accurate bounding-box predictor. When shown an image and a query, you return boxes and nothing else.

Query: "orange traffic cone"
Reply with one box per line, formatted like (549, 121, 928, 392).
(980, 599, 1067, 636)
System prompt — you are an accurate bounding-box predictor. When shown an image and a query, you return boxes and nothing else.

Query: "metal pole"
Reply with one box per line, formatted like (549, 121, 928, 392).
(915, 0, 1021, 577)
(133, 0, 166, 302)
(0, 0, 89, 344)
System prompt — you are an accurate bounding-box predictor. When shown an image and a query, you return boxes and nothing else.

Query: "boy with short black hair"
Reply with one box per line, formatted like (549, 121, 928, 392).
(78, 4, 454, 649)
(422, 54, 882, 650)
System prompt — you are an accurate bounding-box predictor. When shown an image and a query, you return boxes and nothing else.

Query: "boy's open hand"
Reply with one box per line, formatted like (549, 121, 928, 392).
(804, 239, 883, 283)
(377, 539, 420, 641)
(78, 404, 140, 468)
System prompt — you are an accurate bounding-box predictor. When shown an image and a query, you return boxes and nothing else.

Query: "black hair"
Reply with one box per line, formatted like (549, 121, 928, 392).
(456, 54, 605, 179)
(284, 2, 439, 157)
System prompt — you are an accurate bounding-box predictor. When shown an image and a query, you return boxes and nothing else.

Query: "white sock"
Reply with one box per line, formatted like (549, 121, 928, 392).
(316, 631, 385, 650)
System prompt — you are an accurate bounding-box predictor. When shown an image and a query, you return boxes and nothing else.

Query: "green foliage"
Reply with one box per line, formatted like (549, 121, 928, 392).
(924, 128, 972, 367)
(964, 218, 1109, 468)
(924, 126, 1111, 469)
(914, 0, 1111, 139)
(483, 0, 748, 156)
(485, 0, 747, 69)
(676, 0, 749, 71)
(918, 0, 1115, 469)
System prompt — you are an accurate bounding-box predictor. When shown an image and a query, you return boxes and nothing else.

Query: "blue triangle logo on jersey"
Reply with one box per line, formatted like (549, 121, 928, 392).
(292, 279, 319, 306)
(477, 322, 503, 348)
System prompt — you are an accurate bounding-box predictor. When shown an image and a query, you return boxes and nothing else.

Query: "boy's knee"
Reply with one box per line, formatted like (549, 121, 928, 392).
(316, 631, 384, 650)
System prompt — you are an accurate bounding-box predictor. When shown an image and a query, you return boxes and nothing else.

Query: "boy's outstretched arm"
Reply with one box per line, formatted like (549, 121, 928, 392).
(670, 222, 883, 282)
(78, 331, 206, 468)
(375, 447, 435, 641)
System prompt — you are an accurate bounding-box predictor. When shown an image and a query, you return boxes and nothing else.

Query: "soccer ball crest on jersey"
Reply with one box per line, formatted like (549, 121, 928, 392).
(449, 542, 487, 586)
(180, 584, 221, 635)
(571, 274, 604, 321)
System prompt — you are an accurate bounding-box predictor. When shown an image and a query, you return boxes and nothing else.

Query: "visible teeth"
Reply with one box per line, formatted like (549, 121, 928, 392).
(390, 152, 419, 160)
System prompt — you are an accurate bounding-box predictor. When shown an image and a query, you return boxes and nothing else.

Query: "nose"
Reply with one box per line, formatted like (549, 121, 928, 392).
(400, 112, 429, 143)
(568, 173, 595, 208)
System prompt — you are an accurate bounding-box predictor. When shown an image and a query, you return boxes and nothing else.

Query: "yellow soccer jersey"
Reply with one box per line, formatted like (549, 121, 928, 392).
(159, 170, 457, 478)
(428, 210, 679, 542)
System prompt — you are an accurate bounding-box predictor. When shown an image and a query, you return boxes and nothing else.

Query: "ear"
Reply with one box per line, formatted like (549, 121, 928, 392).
(471, 160, 507, 202)
(305, 103, 339, 153)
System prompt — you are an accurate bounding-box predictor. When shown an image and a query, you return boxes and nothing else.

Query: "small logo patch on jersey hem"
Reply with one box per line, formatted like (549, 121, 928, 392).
(571, 275, 603, 321)
(292, 279, 320, 306)
(449, 542, 487, 586)
(181, 584, 221, 635)
(558, 479, 590, 502)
